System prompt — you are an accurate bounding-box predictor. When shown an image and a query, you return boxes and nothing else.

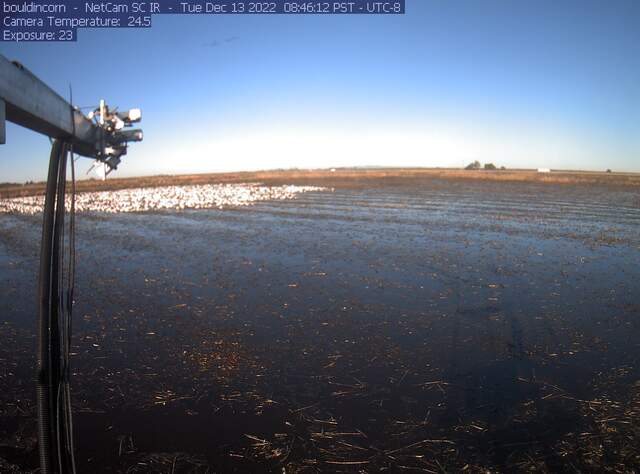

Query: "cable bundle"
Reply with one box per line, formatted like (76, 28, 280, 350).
(37, 139, 77, 474)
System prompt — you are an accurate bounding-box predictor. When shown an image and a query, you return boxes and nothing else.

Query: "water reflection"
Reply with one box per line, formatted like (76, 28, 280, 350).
(0, 179, 639, 472)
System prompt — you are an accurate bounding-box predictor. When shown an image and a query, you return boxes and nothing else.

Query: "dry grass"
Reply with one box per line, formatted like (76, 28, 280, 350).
(1, 168, 639, 199)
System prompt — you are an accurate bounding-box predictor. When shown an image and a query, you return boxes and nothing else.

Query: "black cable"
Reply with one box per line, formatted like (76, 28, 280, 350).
(63, 86, 79, 474)
(61, 146, 78, 474)
(37, 139, 65, 474)
(38, 136, 78, 473)
(51, 142, 67, 474)
(38, 88, 92, 473)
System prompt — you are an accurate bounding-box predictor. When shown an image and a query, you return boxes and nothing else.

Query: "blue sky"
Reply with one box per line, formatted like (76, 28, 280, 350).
(1, 0, 639, 182)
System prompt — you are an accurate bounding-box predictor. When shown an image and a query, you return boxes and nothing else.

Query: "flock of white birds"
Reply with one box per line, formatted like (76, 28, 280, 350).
(0, 183, 330, 215)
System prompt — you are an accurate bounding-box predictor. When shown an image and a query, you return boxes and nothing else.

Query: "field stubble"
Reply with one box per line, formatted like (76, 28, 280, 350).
(0, 175, 639, 472)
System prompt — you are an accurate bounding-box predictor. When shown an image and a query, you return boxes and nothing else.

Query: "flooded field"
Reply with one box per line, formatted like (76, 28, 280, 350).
(1, 177, 639, 472)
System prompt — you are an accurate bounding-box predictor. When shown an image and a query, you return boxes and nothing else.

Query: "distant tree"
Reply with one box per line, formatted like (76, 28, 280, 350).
(484, 163, 497, 170)
(465, 160, 481, 170)
(500, 166, 507, 170)
(606, 169, 612, 173)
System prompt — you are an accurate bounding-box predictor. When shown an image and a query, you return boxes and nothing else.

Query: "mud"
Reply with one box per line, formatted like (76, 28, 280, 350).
(0, 178, 639, 472)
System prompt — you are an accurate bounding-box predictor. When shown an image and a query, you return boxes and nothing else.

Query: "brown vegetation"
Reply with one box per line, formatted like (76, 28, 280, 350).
(1, 168, 639, 199)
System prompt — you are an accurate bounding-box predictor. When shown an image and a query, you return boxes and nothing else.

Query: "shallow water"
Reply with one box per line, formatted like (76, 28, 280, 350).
(1, 178, 639, 472)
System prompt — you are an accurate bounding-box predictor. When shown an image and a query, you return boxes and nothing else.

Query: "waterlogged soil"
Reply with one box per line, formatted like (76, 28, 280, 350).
(1, 178, 639, 473)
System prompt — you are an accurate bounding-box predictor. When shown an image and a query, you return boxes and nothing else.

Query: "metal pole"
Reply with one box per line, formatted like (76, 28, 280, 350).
(0, 55, 102, 157)
(37, 139, 69, 474)
(1, 55, 142, 471)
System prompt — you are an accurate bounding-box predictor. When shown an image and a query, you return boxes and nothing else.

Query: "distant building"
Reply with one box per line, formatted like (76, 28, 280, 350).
(537, 168, 551, 173)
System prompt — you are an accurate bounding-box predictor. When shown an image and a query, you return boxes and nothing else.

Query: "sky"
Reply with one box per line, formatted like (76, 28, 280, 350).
(1, 0, 639, 182)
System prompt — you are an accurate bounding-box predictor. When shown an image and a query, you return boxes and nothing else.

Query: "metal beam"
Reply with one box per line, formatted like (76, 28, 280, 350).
(0, 54, 103, 157)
